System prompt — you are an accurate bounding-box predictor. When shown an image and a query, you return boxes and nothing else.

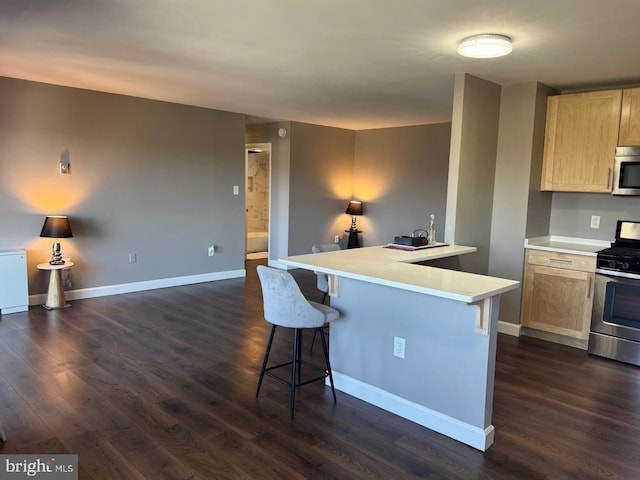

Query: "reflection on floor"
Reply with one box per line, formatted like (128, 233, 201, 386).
(246, 251, 268, 260)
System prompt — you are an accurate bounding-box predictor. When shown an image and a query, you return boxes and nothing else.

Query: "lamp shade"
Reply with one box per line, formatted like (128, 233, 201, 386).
(40, 216, 73, 238)
(345, 201, 363, 216)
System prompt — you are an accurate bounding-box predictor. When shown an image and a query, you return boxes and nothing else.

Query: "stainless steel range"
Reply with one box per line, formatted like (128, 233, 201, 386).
(589, 220, 640, 366)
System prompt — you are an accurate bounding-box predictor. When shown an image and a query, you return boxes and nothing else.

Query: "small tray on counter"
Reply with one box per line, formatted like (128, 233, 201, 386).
(385, 242, 449, 251)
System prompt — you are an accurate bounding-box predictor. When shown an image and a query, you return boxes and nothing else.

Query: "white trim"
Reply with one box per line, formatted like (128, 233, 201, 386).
(331, 371, 494, 451)
(29, 269, 246, 305)
(498, 320, 521, 337)
(267, 258, 291, 270)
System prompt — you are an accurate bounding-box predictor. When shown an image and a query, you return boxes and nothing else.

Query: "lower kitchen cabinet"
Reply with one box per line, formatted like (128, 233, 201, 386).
(521, 250, 595, 341)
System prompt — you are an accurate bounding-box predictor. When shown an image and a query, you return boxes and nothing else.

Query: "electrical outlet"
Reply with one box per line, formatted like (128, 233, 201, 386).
(128, 252, 137, 263)
(334, 234, 340, 243)
(393, 336, 405, 359)
(590, 215, 600, 229)
(208, 245, 215, 256)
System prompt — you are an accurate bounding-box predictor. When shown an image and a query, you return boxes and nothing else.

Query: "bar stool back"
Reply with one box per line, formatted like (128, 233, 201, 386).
(255, 265, 339, 418)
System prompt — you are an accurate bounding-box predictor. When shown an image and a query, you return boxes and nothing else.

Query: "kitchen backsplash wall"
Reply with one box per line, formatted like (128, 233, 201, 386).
(550, 192, 640, 240)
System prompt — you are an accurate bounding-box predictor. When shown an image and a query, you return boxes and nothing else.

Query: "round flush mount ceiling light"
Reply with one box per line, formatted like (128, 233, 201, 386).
(457, 34, 512, 58)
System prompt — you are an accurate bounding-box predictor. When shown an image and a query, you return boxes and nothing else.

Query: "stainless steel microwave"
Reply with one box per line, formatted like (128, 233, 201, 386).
(612, 146, 640, 195)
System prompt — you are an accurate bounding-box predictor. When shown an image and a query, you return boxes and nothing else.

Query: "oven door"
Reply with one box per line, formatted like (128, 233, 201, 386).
(591, 270, 640, 342)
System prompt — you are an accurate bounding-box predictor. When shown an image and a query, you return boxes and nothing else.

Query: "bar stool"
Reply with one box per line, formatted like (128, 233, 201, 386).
(255, 265, 339, 418)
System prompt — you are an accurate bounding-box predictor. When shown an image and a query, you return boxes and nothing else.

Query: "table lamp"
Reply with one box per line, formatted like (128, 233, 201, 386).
(345, 201, 363, 231)
(40, 215, 73, 265)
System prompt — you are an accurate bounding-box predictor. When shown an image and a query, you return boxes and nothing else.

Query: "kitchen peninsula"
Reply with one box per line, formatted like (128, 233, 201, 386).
(281, 245, 519, 451)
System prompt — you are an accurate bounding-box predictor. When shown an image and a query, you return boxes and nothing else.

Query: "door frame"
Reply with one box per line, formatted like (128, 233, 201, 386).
(245, 143, 272, 258)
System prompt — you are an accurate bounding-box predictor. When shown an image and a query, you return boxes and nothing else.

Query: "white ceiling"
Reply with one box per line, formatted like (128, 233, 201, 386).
(1, 0, 639, 130)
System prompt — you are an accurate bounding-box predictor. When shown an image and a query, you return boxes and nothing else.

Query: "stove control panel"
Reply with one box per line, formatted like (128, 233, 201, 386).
(597, 256, 640, 274)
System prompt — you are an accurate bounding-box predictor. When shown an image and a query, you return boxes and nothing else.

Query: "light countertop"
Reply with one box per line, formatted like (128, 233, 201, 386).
(525, 236, 611, 256)
(280, 244, 520, 303)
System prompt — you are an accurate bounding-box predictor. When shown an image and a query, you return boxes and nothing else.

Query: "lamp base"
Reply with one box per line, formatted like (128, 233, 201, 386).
(49, 241, 65, 265)
(345, 229, 361, 249)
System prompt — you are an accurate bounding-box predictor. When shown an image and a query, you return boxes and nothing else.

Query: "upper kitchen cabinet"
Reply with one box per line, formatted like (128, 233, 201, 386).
(541, 89, 622, 192)
(619, 87, 640, 146)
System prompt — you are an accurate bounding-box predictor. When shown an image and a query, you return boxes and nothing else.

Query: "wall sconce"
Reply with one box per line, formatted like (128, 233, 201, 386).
(40, 215, 73, 264)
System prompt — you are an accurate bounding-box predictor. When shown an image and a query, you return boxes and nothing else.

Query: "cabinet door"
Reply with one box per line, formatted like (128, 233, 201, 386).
(619, 88, 640, 146)
(541, 90, 622, 192)
(521, 265, 594, 340)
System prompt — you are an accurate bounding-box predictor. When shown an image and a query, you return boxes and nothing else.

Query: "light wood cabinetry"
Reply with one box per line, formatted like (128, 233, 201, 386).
(619, 87, 640, 146)
(541, 89, 622, 192)
(521, 250, 595, 341)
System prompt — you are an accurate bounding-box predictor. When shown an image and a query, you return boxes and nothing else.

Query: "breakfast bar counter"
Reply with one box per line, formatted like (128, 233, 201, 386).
(281, 244, 519, 451)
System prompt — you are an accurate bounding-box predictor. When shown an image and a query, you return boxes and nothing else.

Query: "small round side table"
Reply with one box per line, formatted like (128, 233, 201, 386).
(37, 262, 74, 310)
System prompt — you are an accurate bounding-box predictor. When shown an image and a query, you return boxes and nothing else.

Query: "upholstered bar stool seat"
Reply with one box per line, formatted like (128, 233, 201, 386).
(255, 265, 339, 418)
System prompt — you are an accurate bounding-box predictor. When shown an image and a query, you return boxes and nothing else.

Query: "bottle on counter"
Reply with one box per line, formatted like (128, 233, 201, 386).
(428, 214, 435, 244)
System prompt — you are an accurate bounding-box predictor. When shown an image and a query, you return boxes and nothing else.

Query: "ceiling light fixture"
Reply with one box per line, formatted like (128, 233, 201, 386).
(457, 34, 512, 58)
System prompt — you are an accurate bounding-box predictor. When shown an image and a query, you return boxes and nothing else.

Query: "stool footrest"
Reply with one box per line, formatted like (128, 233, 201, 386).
(265, 360, 329, 389)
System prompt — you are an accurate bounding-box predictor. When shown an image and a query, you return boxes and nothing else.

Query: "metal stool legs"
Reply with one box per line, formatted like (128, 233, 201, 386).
(318, 325, 336, 403)
(256, 325, 336, 418)
(256, 325, 277, 398)
(309, 291, 329, 353)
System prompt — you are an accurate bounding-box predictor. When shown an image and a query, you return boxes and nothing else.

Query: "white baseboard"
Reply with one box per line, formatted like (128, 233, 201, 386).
(267, 259, 291, 269)
(29, 269, 246, 306)
(331, 371, 494, 451)
(498, 320, 521, 337)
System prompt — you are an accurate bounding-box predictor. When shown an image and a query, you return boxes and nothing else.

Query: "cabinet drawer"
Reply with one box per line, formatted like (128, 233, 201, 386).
(526, 249, 596, 272)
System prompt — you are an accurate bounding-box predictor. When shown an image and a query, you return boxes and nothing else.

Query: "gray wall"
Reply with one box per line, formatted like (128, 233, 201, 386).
(550, 193, 640, 240)
(289, 122, 355, 255)
(246, 122, 291, 264)
(1, 77, 246, 295)
(525, 83, 557, 238)
(446, 74, 502, 275)
(488, 82, 554, 325)
(353, 123, 451, 246)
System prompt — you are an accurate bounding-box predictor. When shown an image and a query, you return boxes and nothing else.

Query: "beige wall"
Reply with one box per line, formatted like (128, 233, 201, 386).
(0, 77, 246, 295)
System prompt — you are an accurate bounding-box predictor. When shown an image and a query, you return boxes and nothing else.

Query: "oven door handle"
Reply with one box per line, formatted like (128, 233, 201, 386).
(595, 268, 640, 280)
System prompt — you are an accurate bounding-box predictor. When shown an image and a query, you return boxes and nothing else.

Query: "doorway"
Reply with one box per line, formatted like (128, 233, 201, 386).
(245, 143, 271, 260)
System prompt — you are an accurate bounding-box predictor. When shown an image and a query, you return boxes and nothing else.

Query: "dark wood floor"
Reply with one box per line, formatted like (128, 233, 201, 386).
(1, 260, 639, 479)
